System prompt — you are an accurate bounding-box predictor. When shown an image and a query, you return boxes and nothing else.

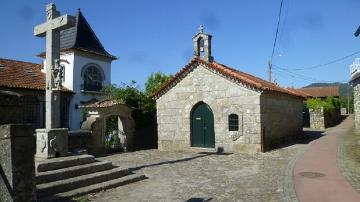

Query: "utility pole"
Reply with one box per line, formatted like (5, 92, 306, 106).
(347, 83, 350, 114)
(268, 60, 272, 82)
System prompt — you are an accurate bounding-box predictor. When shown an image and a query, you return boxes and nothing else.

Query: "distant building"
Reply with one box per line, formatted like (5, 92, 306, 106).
(153, 27, 304, 153)
(0, 10, 116, 130)
(296, 86, 340, 99)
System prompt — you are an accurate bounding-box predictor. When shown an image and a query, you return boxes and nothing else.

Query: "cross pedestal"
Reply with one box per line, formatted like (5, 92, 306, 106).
(34, 3, 75, 159)
(35, 128, 69, 159)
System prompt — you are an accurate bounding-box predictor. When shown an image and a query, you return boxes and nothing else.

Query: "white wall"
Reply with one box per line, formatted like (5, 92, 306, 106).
(67, 52, 112, 130)
(44, 51, 112, 130)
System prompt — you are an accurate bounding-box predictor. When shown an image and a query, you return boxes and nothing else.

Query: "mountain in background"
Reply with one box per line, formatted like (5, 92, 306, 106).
(302, 82, 352, 97)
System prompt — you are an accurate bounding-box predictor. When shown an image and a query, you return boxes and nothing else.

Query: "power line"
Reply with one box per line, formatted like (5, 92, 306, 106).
(269, 0, 284, 82)
(273, 64, 344, 83)
(270, 0, 284, 61)
(273, 50, 360, 71)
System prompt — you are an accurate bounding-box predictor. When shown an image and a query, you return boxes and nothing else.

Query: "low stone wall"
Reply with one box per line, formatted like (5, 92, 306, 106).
(310, 109, 325, 130)
(309, 108, 340, 130)
(0, 124, 37, 202)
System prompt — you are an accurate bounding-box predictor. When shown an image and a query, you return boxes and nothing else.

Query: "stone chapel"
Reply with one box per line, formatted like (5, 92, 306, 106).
(153, 27, 304, 153)
(0, 9, 116, 130)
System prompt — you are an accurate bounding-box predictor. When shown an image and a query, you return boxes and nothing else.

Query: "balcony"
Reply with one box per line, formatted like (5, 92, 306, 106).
(350, 58, 360, 79)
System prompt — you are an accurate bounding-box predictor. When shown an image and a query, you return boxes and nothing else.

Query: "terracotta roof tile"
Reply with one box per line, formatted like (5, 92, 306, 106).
(80, 99, 126, 108)
(0, 58, 72, 92)
(152, 58, 305, 99)
(297, 86, 339, 98)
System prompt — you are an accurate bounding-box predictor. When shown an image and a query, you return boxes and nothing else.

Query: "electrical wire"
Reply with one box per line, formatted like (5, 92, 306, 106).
(273, 64, 341, 83)
(270, 0, 284, 62)
(273, 50, 360, 71)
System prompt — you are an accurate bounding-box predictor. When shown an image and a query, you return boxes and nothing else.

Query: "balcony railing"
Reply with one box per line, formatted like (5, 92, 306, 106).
(350, 58, 360, 78)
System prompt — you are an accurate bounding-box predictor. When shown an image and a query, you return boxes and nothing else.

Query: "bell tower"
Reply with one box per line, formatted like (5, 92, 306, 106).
(192, 25, 213, 62)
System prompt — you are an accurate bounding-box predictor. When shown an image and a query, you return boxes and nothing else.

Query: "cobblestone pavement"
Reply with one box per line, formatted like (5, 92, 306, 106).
(86, 143, 308, 202)
(338, 127, 360, 192)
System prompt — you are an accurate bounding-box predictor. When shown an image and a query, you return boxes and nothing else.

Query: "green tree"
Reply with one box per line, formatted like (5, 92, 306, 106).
(145, 71, 173, 96)
(101, 80, 152, 111)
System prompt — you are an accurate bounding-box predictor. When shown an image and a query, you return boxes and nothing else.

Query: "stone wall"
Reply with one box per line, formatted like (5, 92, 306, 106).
(0, 92, 24, 124)
(310, 108, 325, 130)
(0, 124, 37, 202)
(353, 82, 360, 129)
(157, 64, 262, 153)
(309, 108, 341, 130)
(260, 92, 303, 150)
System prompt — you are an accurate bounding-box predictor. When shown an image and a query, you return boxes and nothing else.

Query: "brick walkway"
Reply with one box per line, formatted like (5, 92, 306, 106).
(294, 115, 360, 202)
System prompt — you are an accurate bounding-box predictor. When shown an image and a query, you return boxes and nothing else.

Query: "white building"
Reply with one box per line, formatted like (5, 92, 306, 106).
(0, 10, 116, 130)
(49, 10, 116, 130)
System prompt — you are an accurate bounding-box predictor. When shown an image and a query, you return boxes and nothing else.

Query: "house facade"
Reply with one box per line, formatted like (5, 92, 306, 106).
(153, 28, 304, 153)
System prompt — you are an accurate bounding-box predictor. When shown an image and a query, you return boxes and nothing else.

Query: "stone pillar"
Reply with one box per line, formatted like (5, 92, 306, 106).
(35, 128, 69, 159)
(0, 124, 37, 202)
(309, 108, 325, 130)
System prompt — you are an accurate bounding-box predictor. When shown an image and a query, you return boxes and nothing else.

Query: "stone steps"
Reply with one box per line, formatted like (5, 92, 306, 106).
(36, 160, 113, 184)
(36, 154, 95, 172)
(36, 155, 146, 201)
(38, 172, 147, 202)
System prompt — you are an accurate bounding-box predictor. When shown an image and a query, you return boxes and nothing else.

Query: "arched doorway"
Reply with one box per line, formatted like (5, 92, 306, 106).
(191, 102, 215, 148)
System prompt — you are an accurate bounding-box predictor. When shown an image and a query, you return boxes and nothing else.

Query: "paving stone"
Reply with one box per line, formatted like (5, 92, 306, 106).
(87, 144, 306, 202)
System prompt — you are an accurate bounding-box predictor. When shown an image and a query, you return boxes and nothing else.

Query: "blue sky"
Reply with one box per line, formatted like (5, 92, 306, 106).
(1, 0, 360, 88)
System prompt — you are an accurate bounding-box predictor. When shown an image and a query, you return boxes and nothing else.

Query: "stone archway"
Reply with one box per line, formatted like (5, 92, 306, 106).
(80, 100, 135, 155)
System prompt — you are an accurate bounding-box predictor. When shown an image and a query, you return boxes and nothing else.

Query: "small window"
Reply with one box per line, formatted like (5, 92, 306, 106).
(229, 114, 239, 131)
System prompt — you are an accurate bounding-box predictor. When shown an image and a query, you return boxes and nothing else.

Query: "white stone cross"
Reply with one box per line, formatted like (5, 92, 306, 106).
(34, 3, 75, 129)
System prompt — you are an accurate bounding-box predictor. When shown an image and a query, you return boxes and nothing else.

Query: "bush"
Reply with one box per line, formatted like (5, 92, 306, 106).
(306, 97, 340, 112)
(100, 72, 172, 150)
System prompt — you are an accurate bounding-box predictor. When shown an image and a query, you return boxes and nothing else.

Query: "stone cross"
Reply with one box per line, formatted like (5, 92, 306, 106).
(34, 3, 75, 129)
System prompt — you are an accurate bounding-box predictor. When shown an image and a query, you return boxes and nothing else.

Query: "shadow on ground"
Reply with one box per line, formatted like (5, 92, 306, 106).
(130, 151, 230, 172)
(299, 129, 325, 144)
(186, 197, 213, 202)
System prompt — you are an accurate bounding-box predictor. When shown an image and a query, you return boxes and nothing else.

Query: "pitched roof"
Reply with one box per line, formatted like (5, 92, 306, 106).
(297, 86, 340, 98)
(0, 58, 71, 92)
(286, 88, 312, 98)
(152, 58, 305, 99)
(39, 10, 116, 60)
(80, 99, 127, 108)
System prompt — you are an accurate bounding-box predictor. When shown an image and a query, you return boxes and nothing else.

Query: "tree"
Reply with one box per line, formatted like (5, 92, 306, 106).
(145, 71, 173, 96)
(101, 80, 151, 111)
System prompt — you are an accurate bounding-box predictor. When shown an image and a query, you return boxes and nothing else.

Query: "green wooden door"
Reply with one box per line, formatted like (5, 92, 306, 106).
(191, 103, 215, 148)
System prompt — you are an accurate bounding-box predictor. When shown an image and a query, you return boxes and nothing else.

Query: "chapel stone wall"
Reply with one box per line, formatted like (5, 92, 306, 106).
(157, 65, 262, 153)
(260, 92, 303, 150)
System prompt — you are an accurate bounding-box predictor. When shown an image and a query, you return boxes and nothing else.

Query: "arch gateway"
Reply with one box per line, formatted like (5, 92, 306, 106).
(153, 27, 304, 153)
